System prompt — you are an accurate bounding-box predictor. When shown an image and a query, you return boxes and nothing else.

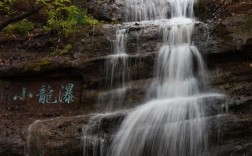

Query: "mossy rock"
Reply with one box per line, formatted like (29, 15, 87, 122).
(24, 58, 52, 72)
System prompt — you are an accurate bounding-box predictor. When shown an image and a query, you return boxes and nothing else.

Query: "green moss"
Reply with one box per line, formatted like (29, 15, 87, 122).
(111, 18, 119, 24)
(3, 19, 34, 35)
(84, 15, 101, 25)
(24, 58, 52, 71)
(39, 58, 51, 66)
(52, 43, 73, 55)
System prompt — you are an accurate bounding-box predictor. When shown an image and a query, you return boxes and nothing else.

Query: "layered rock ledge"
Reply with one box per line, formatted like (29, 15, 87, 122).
(0, 0, 251, 155)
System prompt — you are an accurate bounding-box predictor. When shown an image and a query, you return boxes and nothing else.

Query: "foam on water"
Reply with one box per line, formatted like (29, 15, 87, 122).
(109, 0, 221, 156)
(83, 0, 223, 155)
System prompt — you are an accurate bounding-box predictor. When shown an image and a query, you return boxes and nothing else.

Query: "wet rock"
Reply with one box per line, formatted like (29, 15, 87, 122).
(0, 0, 251, 156)
(72, 0, 126, 22)
(0, 124, 24, 155)
(20, 106, 252, 156)
(22, 115, 91, 156)
(195, 0, 252, 54)
(21, 112, 126, 156)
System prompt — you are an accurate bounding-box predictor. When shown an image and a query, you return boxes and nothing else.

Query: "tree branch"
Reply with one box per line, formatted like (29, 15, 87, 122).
(0, 6, 42, 31)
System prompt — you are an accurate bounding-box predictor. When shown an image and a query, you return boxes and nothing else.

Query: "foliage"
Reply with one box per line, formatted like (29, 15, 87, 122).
(24, 58, 52, 71)
(38, 0, 79, 36)
(0, 0, 15, 15)
(3, 19, 34, 35)
(39, 58, 51, 66)
(0, 0, 101, 36)
(84, 14, 100, 25)
(39, 0, 100, 36)
(53, 43, 72, 55)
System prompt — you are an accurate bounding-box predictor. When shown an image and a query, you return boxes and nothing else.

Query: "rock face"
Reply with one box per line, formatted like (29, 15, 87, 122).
(0, 0, 251, 156)
(81, 0, 127, 22)
(23, 115, 90, 156)
(196, 0, 252, 54)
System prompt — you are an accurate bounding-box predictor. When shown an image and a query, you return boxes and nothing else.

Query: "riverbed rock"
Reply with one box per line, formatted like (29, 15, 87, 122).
(0, 0, 251, 155)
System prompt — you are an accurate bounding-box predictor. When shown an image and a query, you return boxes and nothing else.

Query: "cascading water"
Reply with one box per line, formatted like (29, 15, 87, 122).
(126, 0, 170, 21)
(82, 112, 126, 156)
(106, 29, 129, 88)
(109, 0, 223, 156)
(97, 29, 130, 111)
(82, 0, 224, 155)
(82, 28, 130, 155)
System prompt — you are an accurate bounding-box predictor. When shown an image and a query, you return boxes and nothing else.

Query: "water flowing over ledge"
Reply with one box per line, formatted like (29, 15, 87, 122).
(82, 0, 227, 156)
(0, 0, 251, 156)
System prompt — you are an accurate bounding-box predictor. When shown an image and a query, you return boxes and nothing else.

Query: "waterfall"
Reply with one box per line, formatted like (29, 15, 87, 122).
(109, 0, 222, 156)
(82, 29, 130, 155)
(125, 0, 170, 21)
(97, 29, 130, 111)
(82, 112, 126, 156)
(105, 29, 129, 89)
(82, 0, 224, 155)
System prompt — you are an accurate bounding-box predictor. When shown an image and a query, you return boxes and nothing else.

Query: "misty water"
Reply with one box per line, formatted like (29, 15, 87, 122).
(82, 0, 224, 156)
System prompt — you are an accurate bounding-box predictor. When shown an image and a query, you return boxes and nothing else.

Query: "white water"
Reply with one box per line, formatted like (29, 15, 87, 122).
(168, 0, 195, 18)
(126, 0, 170, 21)
(97, 29, 130, 111)
(82, 0, 223, 155)
(82, 112, 127, 156)
(82, 115, 108, 156)
(106, 29, 129, 88)
(125, 0, 195, 22)
(109, 0, 222, 156)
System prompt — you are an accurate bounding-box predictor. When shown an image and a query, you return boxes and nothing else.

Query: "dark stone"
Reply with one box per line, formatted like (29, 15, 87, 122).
(0, 0, 252, 155)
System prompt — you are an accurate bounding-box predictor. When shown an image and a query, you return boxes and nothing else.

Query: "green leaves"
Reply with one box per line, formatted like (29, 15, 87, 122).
(38, 0, 78, 36)
(3, 19, 34, 35)
(1, 0, 100, 36)
(0, 0, 15, 15)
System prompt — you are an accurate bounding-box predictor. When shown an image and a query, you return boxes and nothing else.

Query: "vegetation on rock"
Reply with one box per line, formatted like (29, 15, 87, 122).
(0, 0, 100, 36)
(53, 43, 72, 55)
